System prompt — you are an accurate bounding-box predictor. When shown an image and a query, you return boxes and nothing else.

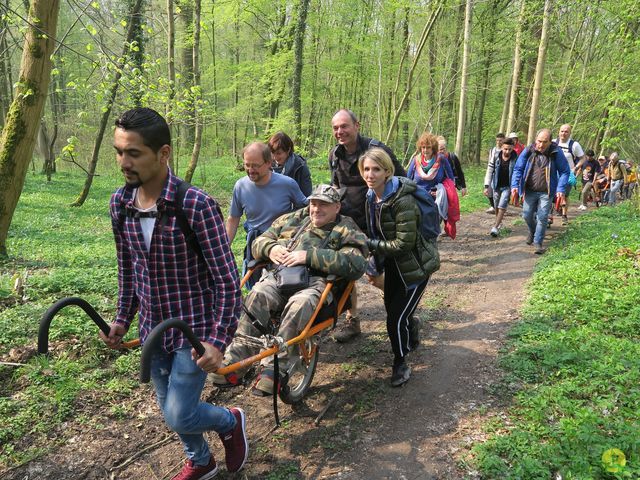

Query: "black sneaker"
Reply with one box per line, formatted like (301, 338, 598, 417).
(390, 361, 411, 387)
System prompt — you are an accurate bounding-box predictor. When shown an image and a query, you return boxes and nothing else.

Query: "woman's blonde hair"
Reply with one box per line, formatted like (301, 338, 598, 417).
(358, 147, 394, 180)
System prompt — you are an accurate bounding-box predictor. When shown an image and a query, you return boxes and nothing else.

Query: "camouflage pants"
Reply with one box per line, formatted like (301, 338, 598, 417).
(224, 273, 331, 371)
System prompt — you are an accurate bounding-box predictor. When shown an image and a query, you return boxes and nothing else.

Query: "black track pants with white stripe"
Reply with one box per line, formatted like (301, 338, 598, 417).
(383, 260, 429, 362)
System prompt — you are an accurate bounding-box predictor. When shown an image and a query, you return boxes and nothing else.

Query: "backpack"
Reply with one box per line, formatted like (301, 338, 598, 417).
(411, 186, 441, 240)
(117, 180, 204, 262)
(554, 138, 576, 164)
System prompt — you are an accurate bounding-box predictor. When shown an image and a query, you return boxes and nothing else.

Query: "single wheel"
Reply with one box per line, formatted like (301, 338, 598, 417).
(279, 337, 319, 404)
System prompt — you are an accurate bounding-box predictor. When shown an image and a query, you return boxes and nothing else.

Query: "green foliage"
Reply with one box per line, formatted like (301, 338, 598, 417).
(459, 165, 490, 214)
(473, 203, 640, 479)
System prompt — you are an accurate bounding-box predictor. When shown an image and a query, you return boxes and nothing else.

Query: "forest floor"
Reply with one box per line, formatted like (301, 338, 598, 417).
(4, 206, 574, 480)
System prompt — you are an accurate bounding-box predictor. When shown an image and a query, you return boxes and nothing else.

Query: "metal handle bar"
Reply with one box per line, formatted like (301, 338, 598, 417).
(37, 296, 139, 354)
(139, 319, 205, 383)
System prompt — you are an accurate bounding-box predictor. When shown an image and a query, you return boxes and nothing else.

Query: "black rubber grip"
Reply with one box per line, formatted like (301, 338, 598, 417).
(38, 297, 110, 354)
(139, 318, 205, 383)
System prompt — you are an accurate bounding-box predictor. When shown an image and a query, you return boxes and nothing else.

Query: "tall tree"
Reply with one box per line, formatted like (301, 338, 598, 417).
(506, 0, 526, 135)
(386, 1, 443, 144)
(177, 0, 195, 149)
(0, 0, 14, 127)
(183, 0, 201, 183)
(527, 0, 552, 144)
(454, 0, 473, 158)
(0, 0, 60, 256)
(166, 0, 176, 170)
(473, 0, 502, 163)
(292, 0, 310, 142)
(128, 0, 146, 107)
(72, 0, 145, 206)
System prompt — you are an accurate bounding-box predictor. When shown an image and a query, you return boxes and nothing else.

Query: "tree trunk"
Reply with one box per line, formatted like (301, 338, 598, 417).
(474, 0, 500, 164)
(128, 0, 145, 107)
(292, 0, 310, 142)
(551, 7, 586, 125)
(38, 117, 57, 180)
(305, 25, 322, 153)
(166, 0, 176, 170)
(0, 5, 11, 127)
(454, 0, 473, 158)
(442, 1, 466, 139)
(177, 0, 194, 150)
(499, 75, 511, 134)
(209, 1, 219, 156)
(572, 0, 600, 129)
(527, 0, 552, 144)
(263, 6, 289, 132)
(506, 0, 526, 135)
(385, 1, 443, 144)
(72, 0, 145, 207)
(384, 8, 397, 135)
(231, 15, 240, 157)
(183, 0, 201, 183)
(0, 0, 60, 256)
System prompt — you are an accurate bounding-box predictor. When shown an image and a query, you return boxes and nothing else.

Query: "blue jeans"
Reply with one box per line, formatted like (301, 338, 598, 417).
(522, 190, 551, 245)
(493, 187, 510, 210)
(151, 348, 236, 466)
(609, 179, 624, 205)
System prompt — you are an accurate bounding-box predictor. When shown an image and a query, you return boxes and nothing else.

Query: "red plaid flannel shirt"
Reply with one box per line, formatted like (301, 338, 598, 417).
(110, 172, 241, 353)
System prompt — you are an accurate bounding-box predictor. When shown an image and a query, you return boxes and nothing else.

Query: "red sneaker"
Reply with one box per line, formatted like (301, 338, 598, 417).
(171, 455, 218, 480)
(219, 407, 248, 473)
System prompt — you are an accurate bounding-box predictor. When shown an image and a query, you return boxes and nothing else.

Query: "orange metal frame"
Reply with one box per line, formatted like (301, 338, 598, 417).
(216, 266, 353, 376)
(123, 265, 353, 375)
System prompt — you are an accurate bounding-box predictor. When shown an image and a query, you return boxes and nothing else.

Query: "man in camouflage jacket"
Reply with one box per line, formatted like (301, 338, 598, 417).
(214, 184, 368, 394)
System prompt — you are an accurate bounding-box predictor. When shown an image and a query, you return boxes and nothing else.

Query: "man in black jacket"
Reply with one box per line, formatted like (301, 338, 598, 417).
(328, 109, 405, 342)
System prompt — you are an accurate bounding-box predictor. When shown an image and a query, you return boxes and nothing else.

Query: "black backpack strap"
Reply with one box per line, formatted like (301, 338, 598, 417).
(174, 180, 205, 263)
(116, 187, 135, 230)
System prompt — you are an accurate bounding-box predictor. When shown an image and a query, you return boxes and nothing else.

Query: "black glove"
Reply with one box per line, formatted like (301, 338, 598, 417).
(366, 238, 380, 251)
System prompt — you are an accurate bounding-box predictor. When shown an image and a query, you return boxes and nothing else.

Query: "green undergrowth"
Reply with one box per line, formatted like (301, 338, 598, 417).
(458, 164, 490, 214)
(473, 202, 640, 479)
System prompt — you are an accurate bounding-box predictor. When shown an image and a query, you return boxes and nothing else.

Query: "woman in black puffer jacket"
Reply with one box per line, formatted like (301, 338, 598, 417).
(359, 148, 440, 387)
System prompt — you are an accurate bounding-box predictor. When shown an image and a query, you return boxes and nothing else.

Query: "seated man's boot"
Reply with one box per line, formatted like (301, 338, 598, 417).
(332, 315, 361, 343)
(210, 366, 249, 387)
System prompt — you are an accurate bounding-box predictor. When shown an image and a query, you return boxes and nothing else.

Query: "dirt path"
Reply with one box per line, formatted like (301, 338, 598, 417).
(4, 208, 571, 480)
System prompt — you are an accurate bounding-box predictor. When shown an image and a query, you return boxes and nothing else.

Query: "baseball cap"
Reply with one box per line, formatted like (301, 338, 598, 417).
(508, 132, 519, 139)
(308, 184, 341, 203)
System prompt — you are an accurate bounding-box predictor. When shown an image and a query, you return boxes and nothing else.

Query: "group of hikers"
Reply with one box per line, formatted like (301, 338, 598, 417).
(483, 125, 635, 254)
(99, 105, 629, 480)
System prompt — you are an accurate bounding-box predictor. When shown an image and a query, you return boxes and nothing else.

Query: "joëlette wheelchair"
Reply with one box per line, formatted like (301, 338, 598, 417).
(37, 260, 354, 409)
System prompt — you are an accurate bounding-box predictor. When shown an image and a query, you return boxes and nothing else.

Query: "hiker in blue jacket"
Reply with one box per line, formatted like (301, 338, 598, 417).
(511, 128, 570, 255)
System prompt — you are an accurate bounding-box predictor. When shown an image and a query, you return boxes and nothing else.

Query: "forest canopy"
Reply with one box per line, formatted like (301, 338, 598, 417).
(0, 0, 639, 181)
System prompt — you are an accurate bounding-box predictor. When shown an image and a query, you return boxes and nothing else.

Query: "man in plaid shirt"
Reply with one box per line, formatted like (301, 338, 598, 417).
(101, 108, 247, 480)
